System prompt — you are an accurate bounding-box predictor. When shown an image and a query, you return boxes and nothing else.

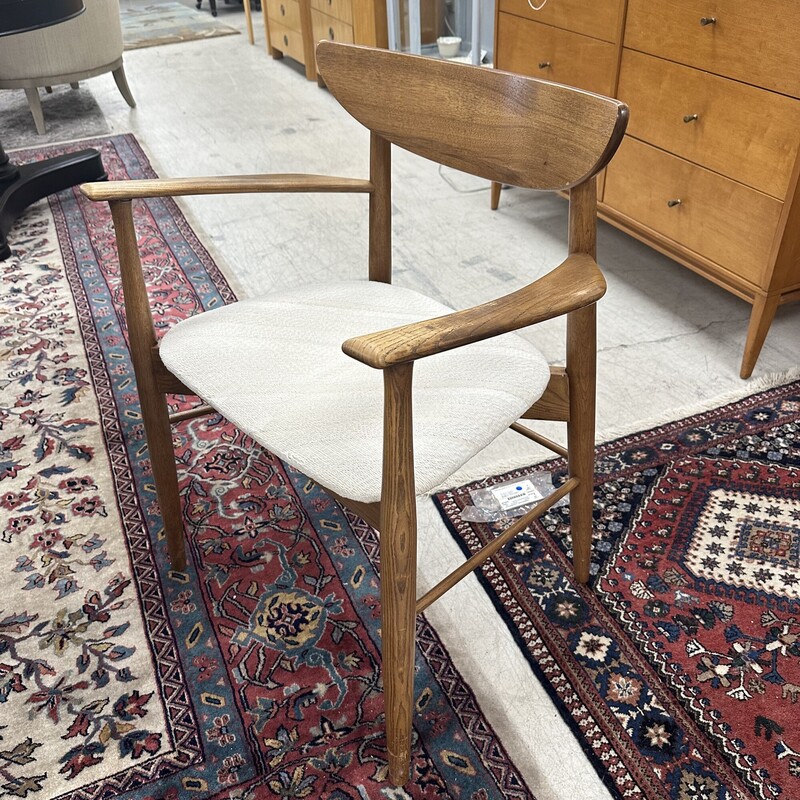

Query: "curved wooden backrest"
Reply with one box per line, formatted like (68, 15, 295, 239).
(316, 41, 628, 192)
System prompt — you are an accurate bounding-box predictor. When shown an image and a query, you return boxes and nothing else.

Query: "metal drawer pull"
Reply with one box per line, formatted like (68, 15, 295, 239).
(329, 27, 335, 39)
(667, 199, 682, 208)
(283, 34, 288, 46)
(699, 16, 717, 25)
(279, 3, 284, 13)
(683, 114, 698, 123)
(538, 61, 551, 69)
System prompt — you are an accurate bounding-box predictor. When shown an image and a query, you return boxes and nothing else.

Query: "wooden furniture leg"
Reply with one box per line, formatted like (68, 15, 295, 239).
(262, 4, 276, 55)
(566, 178, 598, 584)
(490, 180, 501, 210)
(243, 0, 254, 44)
(380, 363, 418, 786)
(566, 304, 596, 584)
(110, 201, 187, 570)
(741, 293, 780, 379)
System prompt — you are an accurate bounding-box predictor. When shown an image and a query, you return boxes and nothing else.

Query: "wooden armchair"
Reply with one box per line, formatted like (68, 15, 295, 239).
(81, 41, 628, 787)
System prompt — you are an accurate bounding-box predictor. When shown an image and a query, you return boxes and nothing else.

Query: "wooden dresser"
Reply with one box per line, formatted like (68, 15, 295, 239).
(263, 0, 386, 81)
(493, 0, 800, 378)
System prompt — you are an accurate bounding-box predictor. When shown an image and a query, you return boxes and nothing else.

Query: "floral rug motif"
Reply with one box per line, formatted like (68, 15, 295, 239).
(0, 135, 533, 799)
(435, 381, 800, 800)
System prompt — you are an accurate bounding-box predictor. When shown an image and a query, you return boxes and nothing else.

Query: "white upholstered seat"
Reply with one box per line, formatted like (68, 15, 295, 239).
(160, 280, 550, 503)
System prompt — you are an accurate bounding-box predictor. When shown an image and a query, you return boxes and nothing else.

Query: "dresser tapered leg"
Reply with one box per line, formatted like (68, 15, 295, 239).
(741, 294, 779, 379)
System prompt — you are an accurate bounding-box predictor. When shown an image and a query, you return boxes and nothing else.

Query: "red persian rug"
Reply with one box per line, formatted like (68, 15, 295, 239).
(0, 135, 533, 799)
(435, 380, 800, 800)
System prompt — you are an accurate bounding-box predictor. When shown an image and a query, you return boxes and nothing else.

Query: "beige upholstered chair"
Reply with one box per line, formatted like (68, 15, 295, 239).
(0, 0, 135, 135)
(82, 42, 628, 786)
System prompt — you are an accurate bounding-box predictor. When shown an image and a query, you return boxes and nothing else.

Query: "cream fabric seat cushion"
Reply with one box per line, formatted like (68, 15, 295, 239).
(159, 280, 550, 503)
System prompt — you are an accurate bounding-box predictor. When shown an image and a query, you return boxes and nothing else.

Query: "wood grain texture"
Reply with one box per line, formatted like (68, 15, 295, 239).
(603, 138, 781, 286)
(109, 201, 187, 570)
(368, 132, 392, 283)
(379, 363, 417, 787)
(269, 18, 307, 64)
(311, 0, 352, 25)
(566, 179, 598, 584)
(566, 303, 596, 584)
(618, 49, 800, 199)
(494, 0, 800, 376)
(625, 0, 800, 99)
(342, 253, 606, 368)
(80, 174, 373, 201)
(311, 9, 354, 45)
(495, 13, 618, 98)
(315, 41, 628, 192)
(266, 0, 303, 31)
(351, 0, 387, 48)
(498, 0, 624, 43)
(741, 294, 781, 379)
(521, 366, 570, 421)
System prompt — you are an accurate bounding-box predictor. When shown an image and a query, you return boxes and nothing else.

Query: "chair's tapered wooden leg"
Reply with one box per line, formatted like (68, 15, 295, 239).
(381, 363, 418, 786)
(109, 201, 186, 570)
(566, 304, 597, 584)
(139, 390, 187, 570)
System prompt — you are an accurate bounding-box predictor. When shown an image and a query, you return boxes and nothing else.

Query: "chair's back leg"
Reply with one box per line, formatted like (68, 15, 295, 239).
(110, 201, 187, 571)
(566, 178, 598, 584)
(368, 132, 392, 284)
(380, 362, 418, 785)
(566, 303, 596, 583)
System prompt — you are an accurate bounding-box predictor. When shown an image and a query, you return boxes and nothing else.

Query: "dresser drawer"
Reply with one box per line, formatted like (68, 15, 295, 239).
(497, 0, 622, 43)
(624, 0, 800, 98)
(311, 8, 354, 45)
(269, 18, 306, 62)
(603, 138, 782, 285)
(266, 0, 301, 31)
(618, 49, 800, 200)
(311, 0, 352, 26)
(495, 13, 617, 97)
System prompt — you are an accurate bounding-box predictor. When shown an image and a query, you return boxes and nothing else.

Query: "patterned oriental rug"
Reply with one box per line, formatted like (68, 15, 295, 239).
(120, 2, 240, 50)
(0, 135, 532, 799)
(435, 380, 800, 800)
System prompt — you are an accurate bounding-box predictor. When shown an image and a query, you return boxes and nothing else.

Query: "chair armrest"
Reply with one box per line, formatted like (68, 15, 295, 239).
(342, 253, 605, 368)
(80, 174, 373, 201)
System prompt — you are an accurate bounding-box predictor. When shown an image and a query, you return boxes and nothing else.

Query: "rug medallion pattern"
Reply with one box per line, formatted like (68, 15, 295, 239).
(0, 135, 531, 799)
(436, 383, 800, 800)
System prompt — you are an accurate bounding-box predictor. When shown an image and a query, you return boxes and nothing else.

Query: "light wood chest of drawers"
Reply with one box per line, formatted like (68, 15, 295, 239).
(263, 0, 386, 81)
(493, 0, 800, 377)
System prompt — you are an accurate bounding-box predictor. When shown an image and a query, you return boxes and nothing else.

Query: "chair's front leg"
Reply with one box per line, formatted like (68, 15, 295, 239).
(566, 303, 597, 584)
(110, 201, 187, 571)
(380, 362, 418, 786)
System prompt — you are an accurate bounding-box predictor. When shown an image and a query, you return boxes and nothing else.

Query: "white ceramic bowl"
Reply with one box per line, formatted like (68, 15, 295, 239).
(436, 36, 461, 58)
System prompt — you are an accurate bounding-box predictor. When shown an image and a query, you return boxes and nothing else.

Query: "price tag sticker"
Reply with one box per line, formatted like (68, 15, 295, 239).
(490, 479, 544, 511)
